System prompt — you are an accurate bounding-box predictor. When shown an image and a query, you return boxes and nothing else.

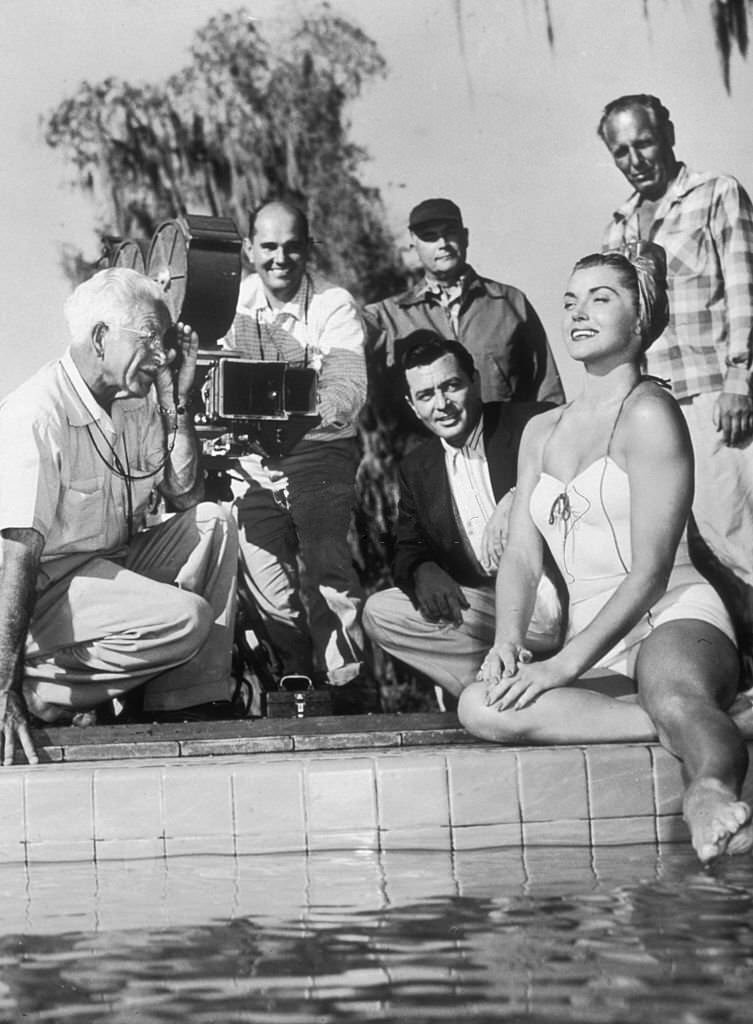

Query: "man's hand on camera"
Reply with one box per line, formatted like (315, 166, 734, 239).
(156, 322, 199, 411)
(173, 322, 200, 404)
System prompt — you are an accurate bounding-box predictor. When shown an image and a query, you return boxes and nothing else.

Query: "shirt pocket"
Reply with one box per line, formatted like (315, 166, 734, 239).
(659, 211, 711, 278)
(57, 476, 107, 549)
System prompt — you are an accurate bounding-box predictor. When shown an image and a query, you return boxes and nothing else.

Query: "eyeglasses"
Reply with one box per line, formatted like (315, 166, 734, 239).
(115, 324, 168, 352)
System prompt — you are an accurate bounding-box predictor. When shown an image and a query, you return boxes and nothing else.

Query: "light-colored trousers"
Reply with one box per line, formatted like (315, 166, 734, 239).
(682, 392, 753, 682)
(363, 578, 562, 697)
(683, 392, 753, 589)
(24, 502, 238, 712)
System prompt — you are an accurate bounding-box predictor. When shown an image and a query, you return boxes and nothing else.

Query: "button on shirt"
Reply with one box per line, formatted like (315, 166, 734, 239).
(441, 419, 497, 573)
(603, 163, 753, 400)
(0, 350, 165, 590)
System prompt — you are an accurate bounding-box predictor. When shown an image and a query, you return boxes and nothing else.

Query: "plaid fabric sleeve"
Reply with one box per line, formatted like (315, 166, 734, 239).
(712, 177, 753, 394)
(219, 311, 263, 359)
(315, 297, 367, 427)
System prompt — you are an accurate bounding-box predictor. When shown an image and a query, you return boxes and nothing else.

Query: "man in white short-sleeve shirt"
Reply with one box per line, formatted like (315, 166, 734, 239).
(0, 268, 239, 764)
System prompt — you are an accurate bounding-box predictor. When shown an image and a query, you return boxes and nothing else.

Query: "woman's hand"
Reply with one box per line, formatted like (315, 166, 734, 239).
(482, 654, 572, 711)
(478, 641, 532, 686)
(479, 489, 515, 573)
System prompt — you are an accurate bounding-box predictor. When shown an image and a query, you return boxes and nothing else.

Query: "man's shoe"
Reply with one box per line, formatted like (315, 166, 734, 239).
(146, 701, 241, 724)
(329, 676, 381, 716)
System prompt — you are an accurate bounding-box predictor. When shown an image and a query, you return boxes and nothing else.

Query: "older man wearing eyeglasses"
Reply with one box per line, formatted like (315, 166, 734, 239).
(0, 267, 239, 764)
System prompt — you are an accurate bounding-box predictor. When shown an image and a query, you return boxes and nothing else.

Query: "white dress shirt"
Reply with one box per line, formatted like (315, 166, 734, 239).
(441, 418, 496, 572)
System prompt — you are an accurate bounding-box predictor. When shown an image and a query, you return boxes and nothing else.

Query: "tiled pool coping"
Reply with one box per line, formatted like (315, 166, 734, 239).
(29, 712, 475, 763)
(4, 714, 752, 863)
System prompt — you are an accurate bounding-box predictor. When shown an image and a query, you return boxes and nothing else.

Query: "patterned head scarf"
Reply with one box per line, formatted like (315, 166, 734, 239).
(613, 241, 670, 349)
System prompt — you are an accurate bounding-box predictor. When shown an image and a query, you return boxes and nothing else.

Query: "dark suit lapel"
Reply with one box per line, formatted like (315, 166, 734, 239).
(483, 404, 516, 502)
(414, 437, 459, 551)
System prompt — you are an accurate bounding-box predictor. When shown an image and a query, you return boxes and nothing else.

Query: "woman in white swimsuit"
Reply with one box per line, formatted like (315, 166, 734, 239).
(458, 245, 751, 865)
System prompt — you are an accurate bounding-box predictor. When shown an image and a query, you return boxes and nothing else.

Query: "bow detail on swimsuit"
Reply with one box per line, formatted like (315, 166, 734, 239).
(548, 491, 572, 526)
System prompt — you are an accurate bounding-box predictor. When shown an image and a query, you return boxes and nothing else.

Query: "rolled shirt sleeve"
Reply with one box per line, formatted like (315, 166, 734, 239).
(0, 401, 59, 539)
(312, 290, 368, 429)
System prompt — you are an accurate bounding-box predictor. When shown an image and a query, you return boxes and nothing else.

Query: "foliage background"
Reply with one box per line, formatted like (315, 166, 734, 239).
(42, 9, 407, 305)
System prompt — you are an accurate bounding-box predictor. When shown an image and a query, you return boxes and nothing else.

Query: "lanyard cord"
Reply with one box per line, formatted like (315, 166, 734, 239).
(254, 276, 312, 366)
(85, 415, 177, 540)
(59, 360, 177, 539)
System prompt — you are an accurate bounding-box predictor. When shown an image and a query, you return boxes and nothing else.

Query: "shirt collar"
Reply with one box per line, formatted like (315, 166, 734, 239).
(403, 266, 485, 305)
(440, 415, 485, 461)
(241, 272, 311, 322)
(418, 266, 472, 301)
(60, 349, 109, 428)
(611, 162, 707, 224)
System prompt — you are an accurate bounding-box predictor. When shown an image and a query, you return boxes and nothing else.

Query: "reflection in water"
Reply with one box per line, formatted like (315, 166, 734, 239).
(0, 845, 751, 1021)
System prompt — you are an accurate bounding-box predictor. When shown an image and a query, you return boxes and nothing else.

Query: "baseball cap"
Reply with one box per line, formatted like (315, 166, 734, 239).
(408, 198, 464, 231)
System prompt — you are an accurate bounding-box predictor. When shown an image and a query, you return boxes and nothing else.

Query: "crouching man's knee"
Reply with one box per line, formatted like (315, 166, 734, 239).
(193, 500, 235, 528)
(362, 593, 389, 644)
(193, 501, 238, 550)
(171, 590, 213, 661)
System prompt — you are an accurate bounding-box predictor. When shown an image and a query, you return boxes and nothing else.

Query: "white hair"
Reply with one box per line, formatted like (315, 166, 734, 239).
(64, 268, 170, 345)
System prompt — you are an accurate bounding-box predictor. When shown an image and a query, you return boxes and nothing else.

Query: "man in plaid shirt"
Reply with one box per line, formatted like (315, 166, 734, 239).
(600, 93, 753, 677)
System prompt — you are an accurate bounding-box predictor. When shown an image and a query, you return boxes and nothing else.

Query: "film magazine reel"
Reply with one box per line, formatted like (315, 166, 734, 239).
(110, 214, 319, 457)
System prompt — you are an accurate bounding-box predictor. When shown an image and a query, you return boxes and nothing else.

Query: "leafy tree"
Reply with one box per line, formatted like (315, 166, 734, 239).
(43, 6, 406, 303)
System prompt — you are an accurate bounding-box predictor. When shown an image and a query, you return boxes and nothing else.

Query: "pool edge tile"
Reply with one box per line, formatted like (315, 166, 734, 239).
(522, 818, 591, 847)
(590, 815, 657, 846)
(447, 749, 520, 827)
(452, 821, 524, 850)
(517, 748, 589, 823)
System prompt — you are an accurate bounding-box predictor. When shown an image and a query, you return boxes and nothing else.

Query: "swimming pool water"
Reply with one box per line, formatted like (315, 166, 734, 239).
(1, 844, 752, 1022)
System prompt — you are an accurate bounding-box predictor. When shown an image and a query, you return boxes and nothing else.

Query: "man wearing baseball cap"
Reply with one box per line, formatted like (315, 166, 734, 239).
(363, 197, 564, 456)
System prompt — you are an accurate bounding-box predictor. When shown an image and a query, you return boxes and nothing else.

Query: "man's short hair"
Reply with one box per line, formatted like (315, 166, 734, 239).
(401, 330, 476, 392)
(64, 268, 168, 345)
(248, 200, 309, 241)
(408, 198, 464, 232)
(597, 94, 673, 142)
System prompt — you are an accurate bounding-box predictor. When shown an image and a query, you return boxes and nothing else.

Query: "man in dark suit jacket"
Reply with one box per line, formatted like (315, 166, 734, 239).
(363, 332, 562, 699)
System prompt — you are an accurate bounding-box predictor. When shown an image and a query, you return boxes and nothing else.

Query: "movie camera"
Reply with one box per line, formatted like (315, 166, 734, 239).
(109, 214, 320, 458)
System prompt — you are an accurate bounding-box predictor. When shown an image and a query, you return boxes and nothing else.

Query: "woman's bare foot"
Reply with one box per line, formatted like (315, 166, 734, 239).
(683, 778, 752, 865)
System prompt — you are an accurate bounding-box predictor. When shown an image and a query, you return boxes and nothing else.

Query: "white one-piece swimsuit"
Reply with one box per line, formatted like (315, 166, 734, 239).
(529, 456, 735, 678)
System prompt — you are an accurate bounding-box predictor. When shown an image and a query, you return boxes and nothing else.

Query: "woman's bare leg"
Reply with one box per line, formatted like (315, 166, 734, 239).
(458, 675, 657, 745)
(635, 619, 749, 865)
